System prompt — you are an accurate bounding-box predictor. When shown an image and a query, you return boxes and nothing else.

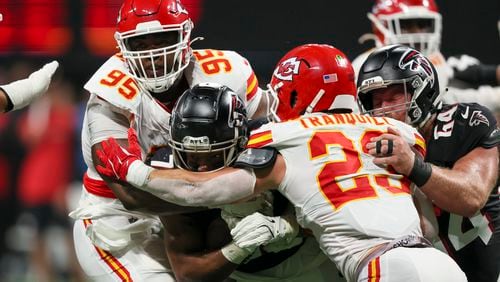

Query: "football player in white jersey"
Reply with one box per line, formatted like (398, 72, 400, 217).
(0, 61, 58, 113)
(351, 0, 500, 102)
(150, 44, 353, 282)
(146, 82, 341, 282)
(69, 0, 269, 280)
(95, 45, 467, 282)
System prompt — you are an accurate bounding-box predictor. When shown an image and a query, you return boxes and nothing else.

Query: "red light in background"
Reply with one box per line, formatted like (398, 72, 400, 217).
(0, 1, 18, 53)
(83, 0, 205, 57)
(20, 0, 72, 55)
(84, 0, 122, 56)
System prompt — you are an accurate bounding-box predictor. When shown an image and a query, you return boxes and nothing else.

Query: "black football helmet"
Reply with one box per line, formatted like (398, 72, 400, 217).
(169, 83, 248, 171)
(357, 45, 442, 128)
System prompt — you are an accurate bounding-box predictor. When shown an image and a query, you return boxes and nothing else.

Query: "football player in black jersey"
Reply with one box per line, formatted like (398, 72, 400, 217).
(357, 45, 500, 282)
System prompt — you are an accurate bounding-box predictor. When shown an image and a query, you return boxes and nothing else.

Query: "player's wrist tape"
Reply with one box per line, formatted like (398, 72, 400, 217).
(408, 156, 432, 187)
(126, 160, 154, 188)
(1, 83, 24, 111)
(221, 242, 253, 264)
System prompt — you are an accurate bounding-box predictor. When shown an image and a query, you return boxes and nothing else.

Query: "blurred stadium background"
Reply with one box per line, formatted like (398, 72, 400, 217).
(0, 0, 498, 281)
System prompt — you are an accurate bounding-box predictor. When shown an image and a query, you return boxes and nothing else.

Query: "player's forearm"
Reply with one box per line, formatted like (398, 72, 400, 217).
(169, 252, 237, 282)
(130, 163, 257, 206)
(419, 164, 495, 217)
(105, 178, 201, 214)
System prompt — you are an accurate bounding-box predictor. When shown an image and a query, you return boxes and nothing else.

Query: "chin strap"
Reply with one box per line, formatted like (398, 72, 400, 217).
(305, 89, 325, 114)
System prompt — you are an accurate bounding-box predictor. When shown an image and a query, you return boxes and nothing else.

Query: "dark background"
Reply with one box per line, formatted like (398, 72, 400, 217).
(0, 0, 499, 86)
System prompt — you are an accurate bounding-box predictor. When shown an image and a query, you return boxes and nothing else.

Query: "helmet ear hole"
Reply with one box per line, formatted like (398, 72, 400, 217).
(290, 90, 298, 109)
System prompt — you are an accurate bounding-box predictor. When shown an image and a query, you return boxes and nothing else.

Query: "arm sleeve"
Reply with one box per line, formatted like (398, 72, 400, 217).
(143, 168, 257, 207)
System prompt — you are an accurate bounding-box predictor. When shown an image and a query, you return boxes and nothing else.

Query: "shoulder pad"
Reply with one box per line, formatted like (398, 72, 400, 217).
(482, 127, 500, 148)
(84, 54, 141, 113)
(234, 147, 277, 169)
(189, 49, 257, 104)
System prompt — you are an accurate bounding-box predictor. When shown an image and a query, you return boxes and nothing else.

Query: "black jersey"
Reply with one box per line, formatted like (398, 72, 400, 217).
(425, 103, 500, 282)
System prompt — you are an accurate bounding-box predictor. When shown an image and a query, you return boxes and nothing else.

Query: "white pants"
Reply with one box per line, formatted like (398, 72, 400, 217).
(357, 247, 466, 282)
(73, 219, 174, 282)
(230, 237, 347, 282)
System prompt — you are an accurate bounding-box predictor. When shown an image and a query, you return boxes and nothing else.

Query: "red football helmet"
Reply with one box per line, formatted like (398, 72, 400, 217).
(369, 0, 442, 55)
(115, 0, 193, 93)
(268, 44, 357, 122)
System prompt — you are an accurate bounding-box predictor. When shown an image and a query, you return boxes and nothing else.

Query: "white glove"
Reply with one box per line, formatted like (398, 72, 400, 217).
(219, 191, 274, 230)
(231, 212, 299, 250)
(1, 60, 59, 111)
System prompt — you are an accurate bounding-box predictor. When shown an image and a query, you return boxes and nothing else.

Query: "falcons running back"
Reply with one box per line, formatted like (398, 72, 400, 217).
(69, 0, 264, 281)
(425, 102, 500, 282)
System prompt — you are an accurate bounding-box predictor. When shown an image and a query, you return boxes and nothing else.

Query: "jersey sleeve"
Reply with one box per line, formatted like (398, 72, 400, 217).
(190, 49, 264, 119)
(86, 94, 130, 146)
(464, 103, 499, 148)
(83, 54, 142, 114)
(237, 54, 263, 119)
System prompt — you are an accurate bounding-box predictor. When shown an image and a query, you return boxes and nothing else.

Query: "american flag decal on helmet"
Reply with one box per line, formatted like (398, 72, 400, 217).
(399, 49, 435, 86)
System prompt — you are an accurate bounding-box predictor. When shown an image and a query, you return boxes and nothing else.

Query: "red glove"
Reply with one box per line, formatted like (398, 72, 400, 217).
(96, 128, 142, 181)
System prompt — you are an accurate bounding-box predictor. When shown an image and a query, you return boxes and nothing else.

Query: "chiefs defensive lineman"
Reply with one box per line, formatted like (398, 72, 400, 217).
(69, 0, 267, 281)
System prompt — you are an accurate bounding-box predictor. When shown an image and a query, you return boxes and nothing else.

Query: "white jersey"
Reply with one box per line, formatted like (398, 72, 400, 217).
(78, 49, 263, 199)
(72, 49, 263, 243)
(247, 113, 426, 281)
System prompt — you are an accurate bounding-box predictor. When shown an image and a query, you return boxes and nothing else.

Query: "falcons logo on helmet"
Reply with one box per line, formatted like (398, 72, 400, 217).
(399, 50, 435, 86)
(273, 57, 301, 81)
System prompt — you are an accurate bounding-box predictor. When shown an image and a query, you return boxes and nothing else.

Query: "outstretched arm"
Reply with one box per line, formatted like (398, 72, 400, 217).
(92, 140, 203, 214)
(144, 166, 258, 206)
(0, 61, 59, 112)
(96, 128, 285, 207)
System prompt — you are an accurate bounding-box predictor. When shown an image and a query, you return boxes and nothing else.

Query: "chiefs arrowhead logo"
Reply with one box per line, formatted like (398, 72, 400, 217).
(399, 50, 435, 87)
(273, 57, 301, 81)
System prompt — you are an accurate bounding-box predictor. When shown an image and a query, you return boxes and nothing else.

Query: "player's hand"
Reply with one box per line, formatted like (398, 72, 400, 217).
(1, 61, 59, 111)
(366, 126, 416, 176)
(230, 212, 299, 249)
(96, 128, 142, 182)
